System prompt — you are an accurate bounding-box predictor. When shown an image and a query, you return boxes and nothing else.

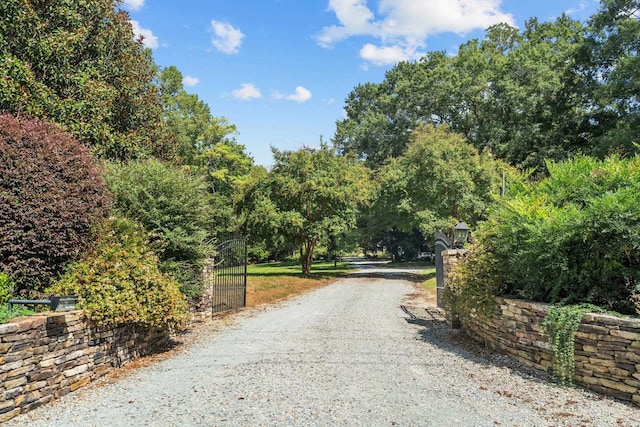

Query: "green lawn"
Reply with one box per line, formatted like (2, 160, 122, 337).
(246, 261, 350, 307)
(247, 261, 351, 278)
(420, 267, 437, 291)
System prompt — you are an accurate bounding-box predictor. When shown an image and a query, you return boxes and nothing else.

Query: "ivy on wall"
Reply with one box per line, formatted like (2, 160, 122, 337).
(541, 303, 607, 384)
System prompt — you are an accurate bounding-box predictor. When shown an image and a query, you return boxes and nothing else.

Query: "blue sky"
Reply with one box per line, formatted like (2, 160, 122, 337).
(122, 0, 601, 167)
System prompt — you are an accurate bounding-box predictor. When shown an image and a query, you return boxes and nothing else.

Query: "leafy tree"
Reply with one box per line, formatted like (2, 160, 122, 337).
(335, 17, 592, 171)
(0, 0, 169, 160)
(487, 17, 591, 169)
(367, 125, 509, 257)
(104, 159, 215, 300)
(0, 115, 111, 294)
(158, 66, 239, 166)
(235, 166, 298, 261)
(158, 66, 253, 236)
(237, 146, 371, 274)
(333, 80, 414, 169)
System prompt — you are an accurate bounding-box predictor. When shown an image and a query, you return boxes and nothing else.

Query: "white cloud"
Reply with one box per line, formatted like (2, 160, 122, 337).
(360, 43, 420, 66)
(232, 83, 262, 100)
(318, 0, 515, 65)
(211, 20, 244, 54)
(287, 86, 313, 103)
(273, 86, 313, 103)
(565, 1, 589, 15)
(183, 76, 199, 87)
(317, 0, 378, 47)
(122, 0, 144, 11)
(130, 20, 159, 49)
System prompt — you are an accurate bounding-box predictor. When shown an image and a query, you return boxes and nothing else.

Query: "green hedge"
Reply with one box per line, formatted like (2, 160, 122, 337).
(104, 159, 215, 301)
(468, 155, 640, 314)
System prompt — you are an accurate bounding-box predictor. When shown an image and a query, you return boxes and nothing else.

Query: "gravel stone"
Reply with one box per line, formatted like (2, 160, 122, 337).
(5, 267, 640, 426)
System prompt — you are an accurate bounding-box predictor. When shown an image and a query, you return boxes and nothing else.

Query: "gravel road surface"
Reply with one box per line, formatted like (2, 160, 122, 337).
(5, 269, 640, 426)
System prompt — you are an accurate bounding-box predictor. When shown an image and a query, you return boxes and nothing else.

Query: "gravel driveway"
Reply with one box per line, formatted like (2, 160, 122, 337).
(5, 269, 640, 426)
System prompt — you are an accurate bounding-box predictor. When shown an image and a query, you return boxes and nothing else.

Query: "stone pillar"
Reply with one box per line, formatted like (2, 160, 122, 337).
(442, 248, 468, 328)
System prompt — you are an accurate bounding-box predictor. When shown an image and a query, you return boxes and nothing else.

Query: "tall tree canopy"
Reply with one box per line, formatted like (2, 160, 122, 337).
(377, 125, 510, 237)
(158, 66, 240, 166)
(333, 13, 617, 172)
(0, 0, 168, 160)
(157, 66, 253, 235)
(357, 125, 511, 259)
(237, 146, 371, 274)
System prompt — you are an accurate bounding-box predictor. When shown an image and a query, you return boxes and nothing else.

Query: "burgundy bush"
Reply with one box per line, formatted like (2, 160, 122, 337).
(0, 114, 111, 294)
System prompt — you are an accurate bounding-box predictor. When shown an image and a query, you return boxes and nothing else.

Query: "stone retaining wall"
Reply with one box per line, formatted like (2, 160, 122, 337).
(0, 311, 169, 423)
(462, 298, 640, 406)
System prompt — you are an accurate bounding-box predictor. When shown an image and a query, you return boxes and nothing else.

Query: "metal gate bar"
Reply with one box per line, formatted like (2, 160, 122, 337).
(212, 237, 247, 313)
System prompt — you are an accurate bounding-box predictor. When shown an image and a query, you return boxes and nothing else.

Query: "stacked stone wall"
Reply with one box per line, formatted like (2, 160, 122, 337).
(0, 311, 169, 422)
(462, 298, 640, 406)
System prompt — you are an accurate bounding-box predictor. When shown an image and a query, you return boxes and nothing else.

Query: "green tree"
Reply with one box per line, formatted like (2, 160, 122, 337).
(157, 66, 253, 235)
(237, 146, 371, 274)
(333, 79, 414, 169)
(334, 17, 591, 171)
(158, 66, 239, 166)
(235, 166, 298, 261)
(370, 125, 509, 249)
(0, 0, 169, 160)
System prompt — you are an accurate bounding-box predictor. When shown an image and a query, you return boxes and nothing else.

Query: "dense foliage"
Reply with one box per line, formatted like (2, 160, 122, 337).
(586, 0, 640, 158)
(334, 2, 640, 172)
(104, 159, 215, 300)
(444, 240, 502, 324)
(0, 115, 111, 294)
(0, 272, 13, 306)
(158, 66, 239, 166)
(157, 66, 252, 237)
(48, 216, 189, 329)
(455, 155, 640, 314)
(367, 125, 511, 258)
(0, 0, 170, 160)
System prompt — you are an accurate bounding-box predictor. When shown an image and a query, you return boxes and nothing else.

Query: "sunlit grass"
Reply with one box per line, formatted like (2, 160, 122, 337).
(420, 267, 436, 291)
(246, 261, 350, 307)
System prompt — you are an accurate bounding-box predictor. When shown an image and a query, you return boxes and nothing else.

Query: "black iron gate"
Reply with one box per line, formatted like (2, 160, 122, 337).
(211, 237, 248, 313)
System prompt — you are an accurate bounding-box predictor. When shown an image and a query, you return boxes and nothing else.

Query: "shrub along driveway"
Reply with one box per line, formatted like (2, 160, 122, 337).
(5, 266, 639, 427)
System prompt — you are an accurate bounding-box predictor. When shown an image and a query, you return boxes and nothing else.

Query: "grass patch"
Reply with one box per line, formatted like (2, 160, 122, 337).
(0, 305, 34, 324)
(420, 267, 437, 292)
(246, 261, 350, 307)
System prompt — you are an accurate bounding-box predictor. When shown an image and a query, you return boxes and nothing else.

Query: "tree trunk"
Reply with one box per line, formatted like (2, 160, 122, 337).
(300, 240, 315, 275)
